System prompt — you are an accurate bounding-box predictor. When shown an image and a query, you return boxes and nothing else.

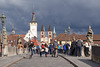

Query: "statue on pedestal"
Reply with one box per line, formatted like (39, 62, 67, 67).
(86, 26, 94, 45)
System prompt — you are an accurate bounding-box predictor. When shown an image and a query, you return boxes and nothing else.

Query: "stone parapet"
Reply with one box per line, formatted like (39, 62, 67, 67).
(92, 46, 100, 63)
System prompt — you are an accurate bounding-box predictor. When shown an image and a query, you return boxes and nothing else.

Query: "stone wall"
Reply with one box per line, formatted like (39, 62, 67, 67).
(8, 46, 17, 56)
(92, 46, 100, 63)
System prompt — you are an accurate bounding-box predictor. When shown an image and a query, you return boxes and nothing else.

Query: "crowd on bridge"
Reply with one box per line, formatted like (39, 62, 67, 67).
(18, 36, 91, 58)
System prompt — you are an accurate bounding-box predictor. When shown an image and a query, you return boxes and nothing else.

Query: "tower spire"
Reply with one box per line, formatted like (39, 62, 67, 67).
(41, 25, 44, 31)
(32, 10, 36, 22)
(48, 25, 52, 31)
(53, 26, 56, 34)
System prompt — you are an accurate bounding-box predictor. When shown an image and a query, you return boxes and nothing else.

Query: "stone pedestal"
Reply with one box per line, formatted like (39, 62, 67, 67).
(3, 45, 8, 56)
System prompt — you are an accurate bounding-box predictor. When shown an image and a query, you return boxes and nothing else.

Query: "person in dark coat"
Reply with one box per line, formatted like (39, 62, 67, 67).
(70, 40, 77, 56)
(28, 42, 34, 58)
(49, 43, 53, 54)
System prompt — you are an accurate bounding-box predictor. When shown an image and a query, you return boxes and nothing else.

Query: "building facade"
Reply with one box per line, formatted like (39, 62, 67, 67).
(40, 25, 55, 44)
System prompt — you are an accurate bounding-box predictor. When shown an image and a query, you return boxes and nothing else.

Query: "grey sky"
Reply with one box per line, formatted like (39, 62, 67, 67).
(0, 0, 100, 35)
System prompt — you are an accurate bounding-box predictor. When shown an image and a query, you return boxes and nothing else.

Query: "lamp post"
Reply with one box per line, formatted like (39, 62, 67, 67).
(65, 29, 67, 44)
(0, 13, 6, 57)
(68, 26, 70, 41)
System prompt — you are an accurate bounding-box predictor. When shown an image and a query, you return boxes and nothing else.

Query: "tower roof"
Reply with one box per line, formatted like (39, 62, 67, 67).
(48, 25, 52, 31)
(41, 25, 44, 31)
(31, 10, 37, 23)
(53, 26, 56, 33)
(44, 26, 45, 31)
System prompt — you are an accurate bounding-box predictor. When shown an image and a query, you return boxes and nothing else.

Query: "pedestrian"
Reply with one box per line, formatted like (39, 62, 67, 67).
(60, 44, 63, 54)
(36, 45, 40, 54)
(52, 40, 58, 57)
(84, 40, 90, 57)
(18, 42, 24, 54)
(40, 44, 45, 57)
(23, 42, 28, 53)
(76, 38, 83, 57)
(49, 43, 53, 54)
(66, 43, 70, 55)
(63, 44, 66, 54)
(45, 45, 49, 57)
(28, 41, 34, 58)
(58, 44, 61, 53)
(70, 40, 77, 56)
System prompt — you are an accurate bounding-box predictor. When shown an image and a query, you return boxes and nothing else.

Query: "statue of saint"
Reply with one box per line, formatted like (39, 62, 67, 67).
(86, 26, 94, 45)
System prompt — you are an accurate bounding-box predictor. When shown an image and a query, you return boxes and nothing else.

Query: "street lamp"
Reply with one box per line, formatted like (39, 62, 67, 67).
(65, 29, 67, 44)
(68, 26, 70, 41)
(0, 12, 6, 57)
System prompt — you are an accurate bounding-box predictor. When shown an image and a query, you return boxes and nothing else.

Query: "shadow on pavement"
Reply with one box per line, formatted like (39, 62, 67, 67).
(78, 59, 100, 67)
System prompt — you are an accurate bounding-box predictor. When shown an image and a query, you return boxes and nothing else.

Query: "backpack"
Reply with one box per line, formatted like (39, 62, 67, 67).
(56, 46, 58, 49)
(41, 45, 45, 49)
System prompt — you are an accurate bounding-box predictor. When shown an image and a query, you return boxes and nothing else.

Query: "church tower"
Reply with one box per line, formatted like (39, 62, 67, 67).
(30, 10, 37, 37)
(40, 25, 45, 42)
(53, 26, 56, 39)
(24, 10, 38, 42)
(48, 25, 52, 43)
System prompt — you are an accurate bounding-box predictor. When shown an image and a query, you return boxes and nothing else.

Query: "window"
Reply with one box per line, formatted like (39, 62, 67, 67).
(42, 32, 43, 34)
(49, 32, 51, 34)
(49, 35, 51, 37)
(41, 35, 44, 37)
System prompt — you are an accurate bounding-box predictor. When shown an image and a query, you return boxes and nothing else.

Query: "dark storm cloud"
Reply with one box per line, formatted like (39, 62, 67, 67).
(0, 0, 100, 34)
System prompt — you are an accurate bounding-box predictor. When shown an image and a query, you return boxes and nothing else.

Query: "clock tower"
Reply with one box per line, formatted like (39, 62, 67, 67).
(30, 10, 37, 37)
(24, 10, 38, 42)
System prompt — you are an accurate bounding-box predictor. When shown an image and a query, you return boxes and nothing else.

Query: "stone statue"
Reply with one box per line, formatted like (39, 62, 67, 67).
(86, 26, 94, 45)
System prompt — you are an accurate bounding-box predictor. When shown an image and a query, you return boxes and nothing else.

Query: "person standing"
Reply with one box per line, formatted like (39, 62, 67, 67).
(49, 43, 53, 54)
(66, 43, 70, 55)
(45, 45, 48, 57)
(40, 44, 45, 57)
(52, 40, 58, 57)
(63, 44, 66, 54)
(84, 40, 90, 57)
(76, 38, 83, 57)
(70, 40, 77, 56)
(58, 44, 61, 53)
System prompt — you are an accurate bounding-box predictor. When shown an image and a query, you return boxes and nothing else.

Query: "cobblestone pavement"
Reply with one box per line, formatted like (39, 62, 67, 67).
(0, 54, 26, 67)
(10, 54, 74, 67)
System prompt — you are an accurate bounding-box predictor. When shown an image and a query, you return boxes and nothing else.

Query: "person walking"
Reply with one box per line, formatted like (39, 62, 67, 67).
(28, 42, 34, 58)
(76, 38, 83, 57)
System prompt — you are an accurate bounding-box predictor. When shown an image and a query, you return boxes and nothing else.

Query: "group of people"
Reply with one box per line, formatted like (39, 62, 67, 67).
(20, 36, 91, 58)
(40, 40, 58, 57)
(70, 38, 91, 57)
